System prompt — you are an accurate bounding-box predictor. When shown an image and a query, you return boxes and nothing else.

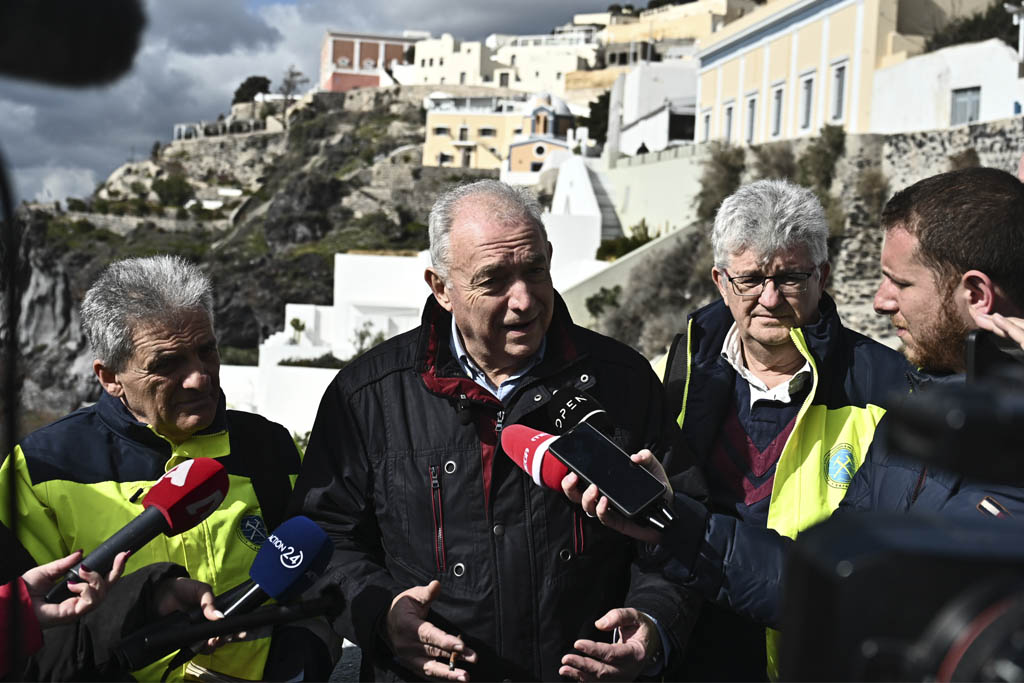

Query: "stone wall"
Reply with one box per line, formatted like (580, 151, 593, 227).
(882, 116, 1024, 193)
(61, 211, 229, 236)
(164, 130, 286, 192)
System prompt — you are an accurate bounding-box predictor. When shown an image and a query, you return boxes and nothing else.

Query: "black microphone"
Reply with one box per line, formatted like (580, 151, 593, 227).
(546, 385, 613, 435)
(115, 516, 334, 675)
(0, 0, 145, 86)
(46, 458, 229, 603)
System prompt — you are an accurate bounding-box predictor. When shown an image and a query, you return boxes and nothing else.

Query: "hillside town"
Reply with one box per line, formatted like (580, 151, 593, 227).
(157, 0, 1024, 438)
(5, 1, 1024, 680)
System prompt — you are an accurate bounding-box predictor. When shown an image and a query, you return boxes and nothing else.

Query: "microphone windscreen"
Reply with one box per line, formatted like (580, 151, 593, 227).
(142, 458, 229, 535)
(0, 0, 145, 86)
(547, 388, 613, 435)
(253, 516, 333, 600)
(500, 424, 568, 490)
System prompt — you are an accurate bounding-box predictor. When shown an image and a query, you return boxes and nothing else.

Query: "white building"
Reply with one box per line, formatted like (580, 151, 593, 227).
(869, 38, 1024, 134)
(616, 62, 697, 156)
(491, 29, 600, 96)
(411, 33, 497, 86)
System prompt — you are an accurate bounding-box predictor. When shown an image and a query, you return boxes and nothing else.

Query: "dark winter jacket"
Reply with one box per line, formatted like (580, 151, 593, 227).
(291, 295, 702, 681)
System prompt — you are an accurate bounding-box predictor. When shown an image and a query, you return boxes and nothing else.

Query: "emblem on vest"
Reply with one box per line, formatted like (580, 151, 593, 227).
(824, 444, 857, 489)
(237, 514, 268, 550)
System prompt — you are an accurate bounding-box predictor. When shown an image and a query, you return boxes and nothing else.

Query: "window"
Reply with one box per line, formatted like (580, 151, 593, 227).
(478, 127, 497, 137)
(432, 126, 450, 136)
(799, 74, 815, 130)
(723, 104, 733, 144)
(420, 59, 425, 67)
(428, 58, 434, 66)
(530, 161, 543, 171)
(745, 96, 757, 143)
(556, 72, 562, 80)
(703, 113, 711, 142)
(534, 144, 547, 156)
(771, 86, 784, 137)
(438, 153, 454, 164)
(500, 73, 510, 87)
(459, 72, 466, 84)
(831, 63, 846, 121)
(439, 58, 444, 66)
(459, 127, 469, 141)
(951, 86, 981, 125)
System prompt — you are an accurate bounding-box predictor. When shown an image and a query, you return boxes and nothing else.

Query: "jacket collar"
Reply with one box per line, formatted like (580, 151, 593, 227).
(415, 293, 580, 404)
(94, 389, 229, 451)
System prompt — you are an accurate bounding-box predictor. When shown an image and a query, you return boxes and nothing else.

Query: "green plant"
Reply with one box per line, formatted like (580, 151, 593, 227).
(351, 320, 386, 357)
(596, 219, 654, 260)
(586, 285, 622, 319)
(292, 430, 311, 455)
(926, 0, 1017, 52)
(751, 142, 797, 180)
(856, 168, 889, 227)
(219, 346, 259, 365)
(797, 124, 845, 193)
(130, 181, 148, 197)
(279, 353, 348, 368)
(289, 317, 306, 344)
(66, 197, 88, 212)
(152, 173, 195, 206)
(696, 142, 745, 222)
(949, 148, 981, 170)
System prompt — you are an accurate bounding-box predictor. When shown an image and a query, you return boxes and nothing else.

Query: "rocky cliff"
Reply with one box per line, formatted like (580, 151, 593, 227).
(5, 85, 500, 434)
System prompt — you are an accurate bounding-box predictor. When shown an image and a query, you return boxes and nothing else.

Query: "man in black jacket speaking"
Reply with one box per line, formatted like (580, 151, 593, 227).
(291, 180, 699, 681)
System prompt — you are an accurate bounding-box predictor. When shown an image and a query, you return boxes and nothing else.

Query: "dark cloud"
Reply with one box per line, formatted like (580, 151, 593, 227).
(145, 0, 283, 55)
(299, 0, 614, 40)
(0, 0, 614, 202)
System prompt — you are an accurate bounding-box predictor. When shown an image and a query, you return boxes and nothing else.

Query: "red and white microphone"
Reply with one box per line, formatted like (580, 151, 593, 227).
(500, 424, 570, 491)
(45, 458, 229, 603)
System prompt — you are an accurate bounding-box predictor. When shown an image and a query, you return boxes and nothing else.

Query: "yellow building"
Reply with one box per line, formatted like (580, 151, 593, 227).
(600, 0, 758, 45)
(422, 94, 574, 169)
(696, 0, 990, 145)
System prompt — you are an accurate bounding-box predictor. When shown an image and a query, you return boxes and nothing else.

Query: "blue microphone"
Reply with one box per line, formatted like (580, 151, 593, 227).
(148, 516, 334, 678)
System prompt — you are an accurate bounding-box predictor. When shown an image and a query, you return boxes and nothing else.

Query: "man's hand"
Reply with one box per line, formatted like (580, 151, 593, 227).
(972, 311, 1024, 350)
(22, 550, 128, 627)
(561, 450, 671, 544)
(385, 580, 477, 681)
(559, 608, 662, 682)
(154, 575, 226, 651)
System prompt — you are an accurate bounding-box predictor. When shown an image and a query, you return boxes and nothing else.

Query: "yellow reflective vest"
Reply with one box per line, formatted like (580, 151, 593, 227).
(1, 391, 301, 681)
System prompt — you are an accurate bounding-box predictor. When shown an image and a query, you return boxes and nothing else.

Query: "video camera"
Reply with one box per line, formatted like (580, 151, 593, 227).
(781, 330, 1024, 681)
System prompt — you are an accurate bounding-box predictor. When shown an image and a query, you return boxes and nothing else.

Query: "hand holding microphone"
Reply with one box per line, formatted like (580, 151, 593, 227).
(45, 459, 228, 604)
(46, 458, 229, 604)
(500, 423, 674, 531)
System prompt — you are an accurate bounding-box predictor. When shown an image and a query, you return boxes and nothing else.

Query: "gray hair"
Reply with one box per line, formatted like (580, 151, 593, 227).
(712, 179, 829, 269)
(81, 255, 214, 372)
(427, 179, 547, 282)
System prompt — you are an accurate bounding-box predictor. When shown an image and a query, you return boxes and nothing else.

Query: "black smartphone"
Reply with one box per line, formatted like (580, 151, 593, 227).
(966, 329, 1024, 382)
(547, 422, 667, 519)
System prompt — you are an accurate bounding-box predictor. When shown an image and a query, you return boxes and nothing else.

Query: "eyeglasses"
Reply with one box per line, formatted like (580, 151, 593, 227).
(722, 269, 816, 297)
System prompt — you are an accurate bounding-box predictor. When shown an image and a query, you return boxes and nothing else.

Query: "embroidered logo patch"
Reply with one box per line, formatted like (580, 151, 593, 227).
(236, 514, 268, 550)
(825, 444, 857, 489)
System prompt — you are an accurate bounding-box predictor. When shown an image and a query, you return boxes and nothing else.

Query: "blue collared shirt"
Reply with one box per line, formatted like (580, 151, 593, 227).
(450, 316, 546, 403)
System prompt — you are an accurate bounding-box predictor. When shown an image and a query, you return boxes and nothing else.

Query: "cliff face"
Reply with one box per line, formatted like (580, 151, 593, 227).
(7, 86, 498, 435)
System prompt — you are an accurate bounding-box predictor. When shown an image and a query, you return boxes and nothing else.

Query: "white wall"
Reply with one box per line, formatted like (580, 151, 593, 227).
(220, 364, 337, 438)
(605, 144, 707, 234)
(620, 106, 671, 155)
(622, 62, 696, 126)
(331, 252, 431, 359)
(870, 39, 1024, 134)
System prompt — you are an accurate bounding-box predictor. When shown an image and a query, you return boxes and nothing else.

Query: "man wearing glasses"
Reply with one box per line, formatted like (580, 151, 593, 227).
(655, 179, 911, 680)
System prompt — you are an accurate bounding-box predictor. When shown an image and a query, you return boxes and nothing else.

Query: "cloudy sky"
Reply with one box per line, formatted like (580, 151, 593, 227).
(0, 0, 613, 203)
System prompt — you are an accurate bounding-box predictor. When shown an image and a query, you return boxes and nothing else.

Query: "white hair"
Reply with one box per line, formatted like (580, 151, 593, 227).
(712, 179, 829, 268)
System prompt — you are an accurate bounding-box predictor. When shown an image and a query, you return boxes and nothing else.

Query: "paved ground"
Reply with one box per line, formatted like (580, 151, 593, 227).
(328, 641, 361, 681)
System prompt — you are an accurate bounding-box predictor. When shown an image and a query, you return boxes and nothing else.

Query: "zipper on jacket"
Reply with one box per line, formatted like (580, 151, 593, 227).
(572, 510, 585, 555)
(429, 465, 447, 572)
(495, 409, 505, 434)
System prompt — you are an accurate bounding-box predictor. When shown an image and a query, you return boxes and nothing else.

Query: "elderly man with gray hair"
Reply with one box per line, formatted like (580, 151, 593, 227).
(566, 179, 911, 680)
(292, 179, 701, 681)
(1, 255, 331, 681)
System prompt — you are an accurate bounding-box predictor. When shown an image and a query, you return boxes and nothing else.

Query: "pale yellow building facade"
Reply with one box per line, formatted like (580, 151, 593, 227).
(422, 95, 574, 169)
(696, 0, 990, 145)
